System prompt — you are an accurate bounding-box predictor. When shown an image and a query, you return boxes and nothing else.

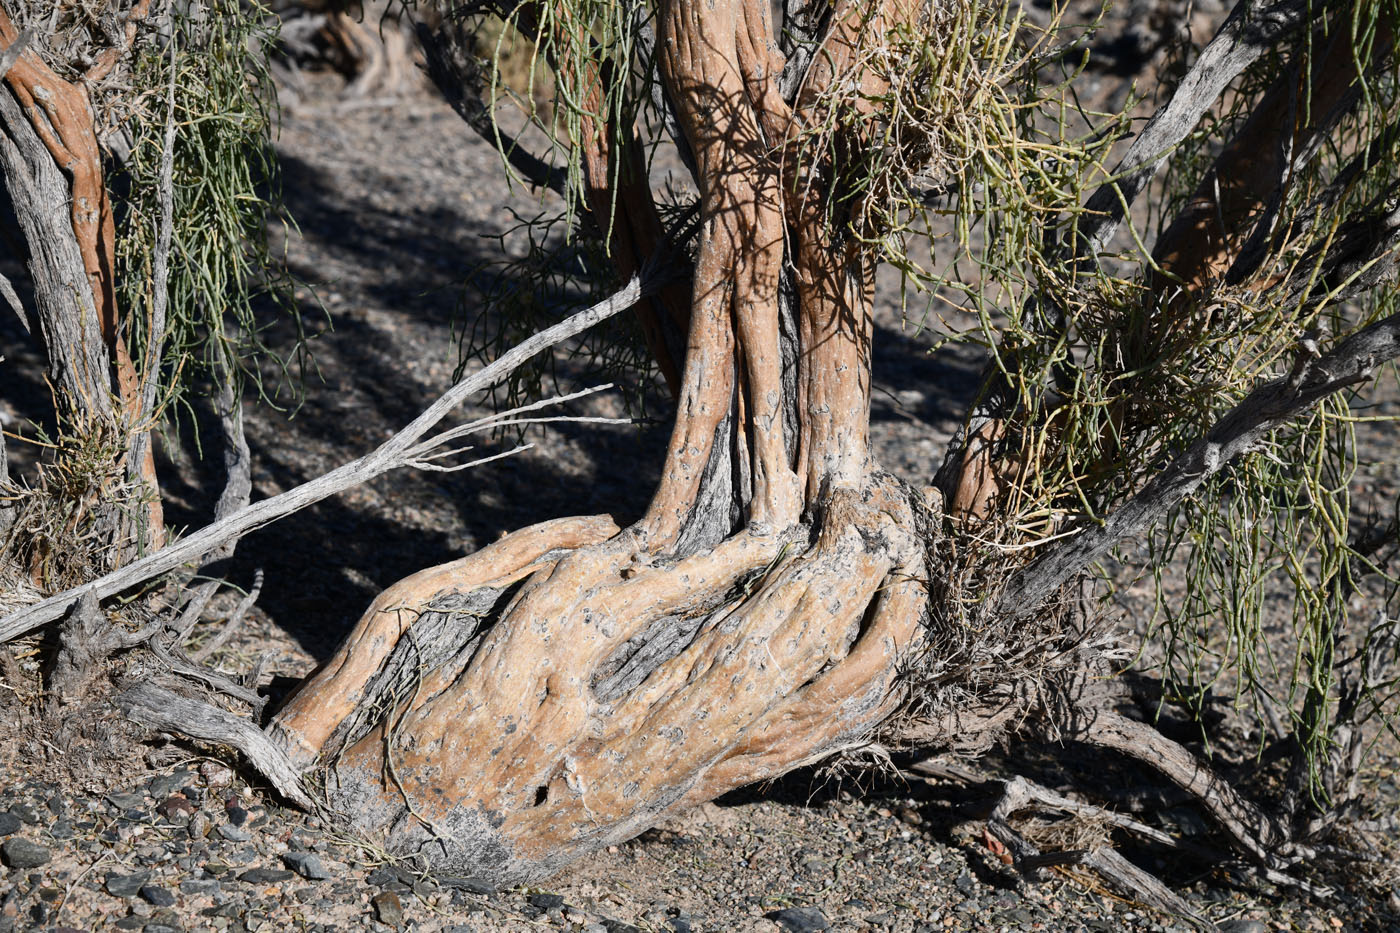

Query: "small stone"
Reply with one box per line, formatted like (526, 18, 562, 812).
(104, 870, 153, 897)
(199, 762, 234, 788)
(107, 792, 147, 810)
(188, 812, 211, 840)
(667, 918, 692, 933)
(1, 838, 51, 869)
(282, 851, 331, 881)
(149, 772, 194, 799)
(602, 920, 643, 933)
(239, 867, 295, 884)
(157, 795, 196, 820)
(216, 824, 251, 842)
(366, 867, 400, 886)
(226, 804, 248, 827)
(529, 893, 565, 910)
(7, 805, 38, 825)
(767, 906, 830, 933)
(1218, 923, 1269, 933)
(48, 819, 74, 839)
(440, 876, 495, 895)
(373, 890, 405, 927)
(0, 814, 19, 837)
(180, 878, 222, 897)
(139, 885, 176, 907)
(144, 925, 180, 933)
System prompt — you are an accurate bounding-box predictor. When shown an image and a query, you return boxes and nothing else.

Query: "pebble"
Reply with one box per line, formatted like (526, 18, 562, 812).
(529, 892, 565, 909)
(217, 824, 252, 842)
(105, 870, 152, 898)
(239, 867, 295, 884)
(179, 878, 222, 897)
(1218, 922, 1269, 933)
(283, 851, 332, 881)
(767, 906, 830, 932)
(107, 792, 147, 810)
(440, 875, 496, 895)
(157, 795, 196, 820)
(0, 814, 18, 837)
(7, 804, 39, 825)
(1, 837, 51, 869)
(140, 885, 176, 907)
(366, 866, 401, 886)
(149, 772, 194, 799)
(372, 890, 405, 927)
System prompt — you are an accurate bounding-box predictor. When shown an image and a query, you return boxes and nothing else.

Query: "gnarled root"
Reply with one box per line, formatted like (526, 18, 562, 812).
(269, 479, 925, 884)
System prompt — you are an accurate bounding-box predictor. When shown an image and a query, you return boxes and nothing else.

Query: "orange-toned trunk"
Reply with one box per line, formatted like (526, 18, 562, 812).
(269, 0, 929, 884)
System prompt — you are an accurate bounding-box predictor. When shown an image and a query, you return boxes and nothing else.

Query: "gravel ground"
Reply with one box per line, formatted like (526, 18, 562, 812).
(3, 15, 1400, 933)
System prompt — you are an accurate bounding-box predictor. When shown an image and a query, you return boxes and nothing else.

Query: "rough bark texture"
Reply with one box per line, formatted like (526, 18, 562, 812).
(0, 11, 163, 543)
(261, 0, 932, 884)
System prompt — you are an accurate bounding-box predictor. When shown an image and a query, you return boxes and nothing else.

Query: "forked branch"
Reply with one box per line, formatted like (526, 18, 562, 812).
(0, 275, 653, 642)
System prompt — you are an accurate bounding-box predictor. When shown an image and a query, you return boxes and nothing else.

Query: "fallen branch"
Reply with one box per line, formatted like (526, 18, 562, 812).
(0, 274, 651, 643)
(986, 776, 1209, 927)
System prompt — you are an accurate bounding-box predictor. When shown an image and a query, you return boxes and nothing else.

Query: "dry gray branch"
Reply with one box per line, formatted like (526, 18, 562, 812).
(0, 274, 650, 643)
(169, 362, 254, 646)
(415, 19, 567, 198)
(127, 28, 180, 480)
(986, 776, 1209, 927)
(118, 681, 313, 808)
(996, 310, 1400, 614)
(190, 568, 263, 664)
(1075, 0, 1316, 260)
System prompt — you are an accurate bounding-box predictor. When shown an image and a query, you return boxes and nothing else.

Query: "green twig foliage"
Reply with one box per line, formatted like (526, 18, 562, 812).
(115, 0, 305, 430)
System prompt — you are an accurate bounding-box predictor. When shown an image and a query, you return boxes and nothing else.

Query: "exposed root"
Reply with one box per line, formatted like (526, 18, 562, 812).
(270, 513, 622, 768)
(266, 478, 926, 883)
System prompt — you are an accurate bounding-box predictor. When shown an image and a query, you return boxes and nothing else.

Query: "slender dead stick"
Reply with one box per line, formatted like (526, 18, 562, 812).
(0, 274, 649, 643)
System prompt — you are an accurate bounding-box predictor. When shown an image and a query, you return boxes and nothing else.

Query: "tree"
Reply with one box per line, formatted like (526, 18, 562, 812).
(3, 0, 1400, 907)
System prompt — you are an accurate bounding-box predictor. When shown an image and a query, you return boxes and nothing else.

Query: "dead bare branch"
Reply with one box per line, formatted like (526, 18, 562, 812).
(995, 309, 1400, 614)
(1075, 0, 1319, 261)
(0, 274, 652, 643)
(118, 681, 313, 809)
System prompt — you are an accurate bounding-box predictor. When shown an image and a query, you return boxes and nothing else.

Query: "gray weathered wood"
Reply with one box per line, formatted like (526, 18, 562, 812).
(119, 682, 313, 808)
(1075, 0, 1316, 260)
(996, 310, 1400, 614)
(0, 73, 113, 420)
(0, 275, 649, 643)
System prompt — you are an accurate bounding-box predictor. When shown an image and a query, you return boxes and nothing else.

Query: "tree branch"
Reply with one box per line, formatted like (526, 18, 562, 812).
(414, 20, 567, 198)
(1074, 0, 1318, 261)
(0, 274, 652, 643)
(118, 682, 313, 809)
(994, 309, 1400, 614)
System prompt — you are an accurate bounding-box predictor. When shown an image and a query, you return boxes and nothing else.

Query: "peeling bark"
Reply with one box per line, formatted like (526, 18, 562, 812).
(261, 0, 933, 883)
(0, 12, 163, 544)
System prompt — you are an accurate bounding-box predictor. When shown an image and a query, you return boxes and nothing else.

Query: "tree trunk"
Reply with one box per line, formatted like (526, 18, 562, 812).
(268, 0, 931, 884)
(0, 12, 164, 553)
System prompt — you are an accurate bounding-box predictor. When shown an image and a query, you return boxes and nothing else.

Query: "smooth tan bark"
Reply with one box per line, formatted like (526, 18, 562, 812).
(267, 0, 932, 884)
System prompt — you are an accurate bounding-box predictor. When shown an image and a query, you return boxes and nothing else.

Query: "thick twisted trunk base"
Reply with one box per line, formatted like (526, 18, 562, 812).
(270, 478, 924, 883)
